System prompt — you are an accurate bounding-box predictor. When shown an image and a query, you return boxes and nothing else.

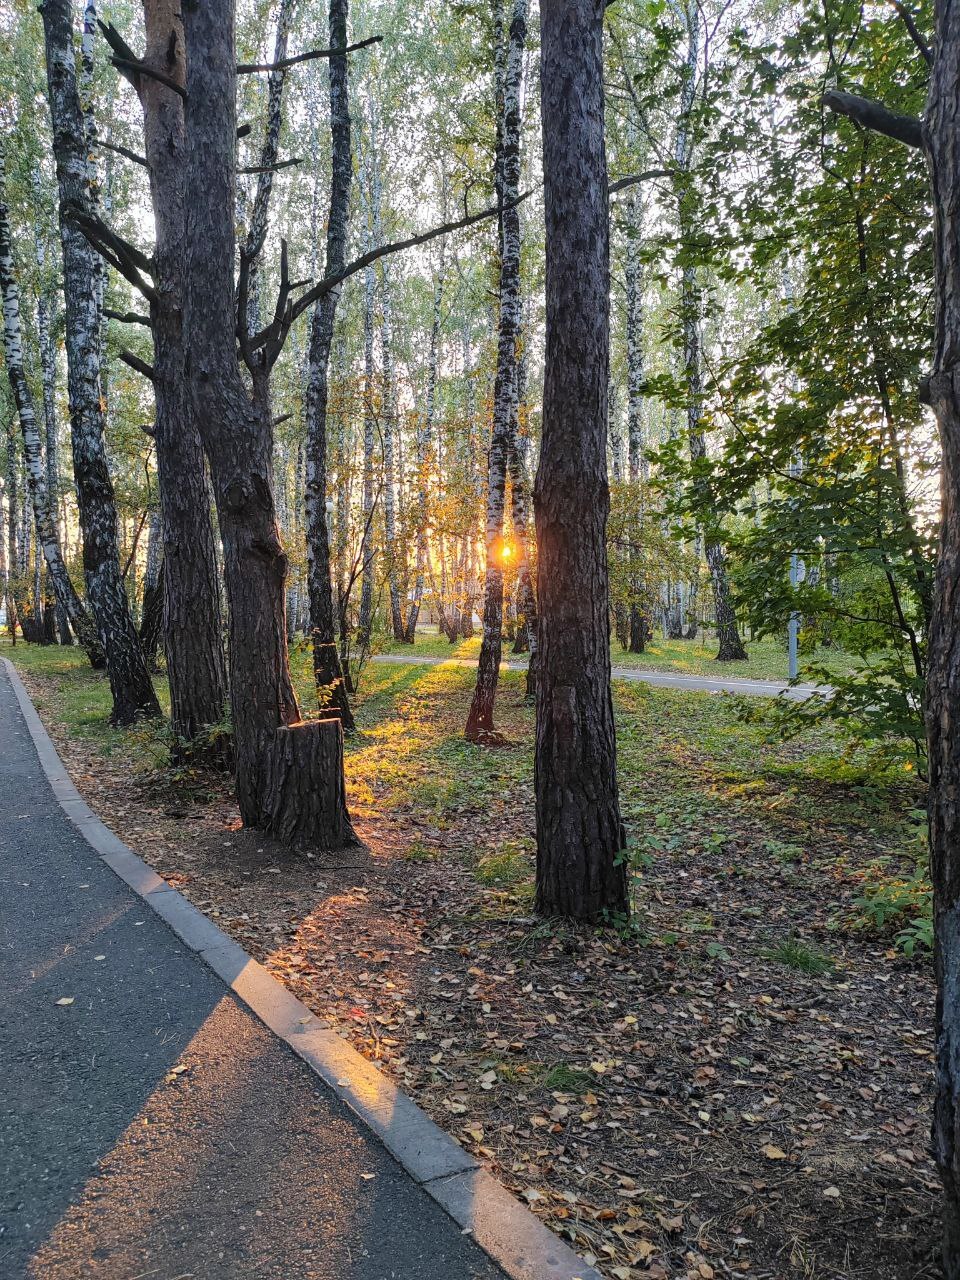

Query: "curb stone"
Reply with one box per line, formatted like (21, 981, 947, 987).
(1, 656, 601, 1280)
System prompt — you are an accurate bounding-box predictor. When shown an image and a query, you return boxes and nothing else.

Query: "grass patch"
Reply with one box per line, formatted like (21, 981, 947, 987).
(762, 936, 835, 976)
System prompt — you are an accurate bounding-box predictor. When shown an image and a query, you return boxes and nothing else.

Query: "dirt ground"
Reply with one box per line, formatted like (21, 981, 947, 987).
(15, 659, 941, 1280)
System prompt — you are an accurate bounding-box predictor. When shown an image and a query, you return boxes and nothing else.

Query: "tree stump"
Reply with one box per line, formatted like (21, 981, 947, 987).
(257, 719, 357, 850)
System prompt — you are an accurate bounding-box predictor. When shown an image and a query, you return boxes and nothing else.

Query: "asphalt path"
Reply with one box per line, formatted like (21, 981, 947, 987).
(371, 651, 828, 702)
(0, 662, 504, 1280)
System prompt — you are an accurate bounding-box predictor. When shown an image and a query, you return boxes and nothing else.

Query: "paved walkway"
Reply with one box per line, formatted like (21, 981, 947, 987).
(372, 652, 827, 702)
(0, 663, 507, 1280)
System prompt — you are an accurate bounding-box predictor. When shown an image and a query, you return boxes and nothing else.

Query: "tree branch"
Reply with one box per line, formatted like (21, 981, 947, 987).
(890, 1, 932, 64)
(105, 307, 152, 327)
(63, 204, 156, 301)
(253, 195, 526, 364)
(96, 19, 140, 89)
(237, 35, 382, 73)
(822, 88, 923, 149)
(119, 349, 155, 381)
(101, 140, 148, 168)
(238, 157, 303, 174)
(111, 57, 187, 99)
(608, 168, 674, 194)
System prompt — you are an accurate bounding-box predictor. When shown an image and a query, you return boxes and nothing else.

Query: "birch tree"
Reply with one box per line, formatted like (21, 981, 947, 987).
(465, 0, 527, 741)
(0, 143, 100, 663)
(40, 0, 160, 724)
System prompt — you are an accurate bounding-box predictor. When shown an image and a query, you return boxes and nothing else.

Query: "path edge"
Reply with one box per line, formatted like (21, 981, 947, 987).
(1, 656, 600, 1280)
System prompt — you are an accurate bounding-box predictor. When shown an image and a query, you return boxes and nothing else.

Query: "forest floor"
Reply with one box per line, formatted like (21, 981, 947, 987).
(5, 639, 938, 1280)
(383, 628, 859, 683)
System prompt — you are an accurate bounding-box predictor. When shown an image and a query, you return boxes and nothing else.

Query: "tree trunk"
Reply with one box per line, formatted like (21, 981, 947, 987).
(257, 719, 356, 849)
(0, 151, 101, 663)
(466, 0, 527, 742)
(357, 127, 377, 651)
(32, 175, 71, 646)
(672, 5, 746, 664)
(924, 9, 960, 1270)
(3, 409, 18, 641)
(534, 0, 628, 922)
(625, 186, 649, 655)
(381, 259, 405, 640)
(41, 0, 160, 723)
(136, 0, 229, 744)
(178, 0, 353, 851)
(405, 250, 445, 643)
(139, 508, 163, 669)
(304, 0, 355, 729)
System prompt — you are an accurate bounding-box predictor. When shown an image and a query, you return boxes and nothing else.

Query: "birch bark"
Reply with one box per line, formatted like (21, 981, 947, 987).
(465, 0, 527, 740)
(304, 0, 355, 728)
(41, 0, 160, 722)
(0, 152, 100, 662)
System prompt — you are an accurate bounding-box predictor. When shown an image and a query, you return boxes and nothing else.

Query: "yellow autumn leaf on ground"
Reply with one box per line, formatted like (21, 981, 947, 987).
(762, 1143, 787, 1160)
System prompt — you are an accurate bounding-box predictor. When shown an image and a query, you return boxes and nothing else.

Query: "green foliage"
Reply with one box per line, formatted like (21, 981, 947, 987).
(854, 809, 933, 957)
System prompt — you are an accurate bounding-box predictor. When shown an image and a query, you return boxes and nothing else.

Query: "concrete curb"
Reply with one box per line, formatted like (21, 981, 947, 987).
(1, 656, 600, 1280)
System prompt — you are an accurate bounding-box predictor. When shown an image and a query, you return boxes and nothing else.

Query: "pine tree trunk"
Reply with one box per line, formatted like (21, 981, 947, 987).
(923, 11, 960, 1270)
(41, 0, 160, 723)
(534, 0, 628, 922)
(179, 0, 353, 848)
(466, 0, 527, 742)
(304, 0, 355, 729)
(0, 152, 101, 663)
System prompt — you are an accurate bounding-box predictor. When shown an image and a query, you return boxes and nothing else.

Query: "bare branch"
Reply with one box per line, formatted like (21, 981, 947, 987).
(110, 56, 187, 100)
(253, 195, 525, 364)
(273, 413, 293, 427)
(890, 1, 932, 64)
(119, 349, 155, 381)
(105, 307, 152, 327)
(237, 35, 382, 73)
(63, 204, 156, 301)
(96, 19, 141, 90)
(238, 157, 303, 175)
(822, 88, 923, 148)
(138, 422, 156, 437)
(608, 168, 674, 194)
(101, 140, 148, 168)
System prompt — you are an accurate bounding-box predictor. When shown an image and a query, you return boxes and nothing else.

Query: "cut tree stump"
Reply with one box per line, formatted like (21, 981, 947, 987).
(257, 718, 357, 850)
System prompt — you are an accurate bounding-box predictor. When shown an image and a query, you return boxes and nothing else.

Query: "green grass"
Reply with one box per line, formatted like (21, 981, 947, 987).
(762, 937, 835, 976)
(377, 626, 859, 683)
(4, 637, 921, 930)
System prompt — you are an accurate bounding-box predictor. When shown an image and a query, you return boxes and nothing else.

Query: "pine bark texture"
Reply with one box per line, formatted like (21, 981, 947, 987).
(304, 0, 355, 728)
(534, 0, 628, 922)
(925, 8, 960, 1271)
(466, 0, 527, 741)
(41, 0, 160, 723)
(141, 0, 228, 743)
(257, 719, 357, 849)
